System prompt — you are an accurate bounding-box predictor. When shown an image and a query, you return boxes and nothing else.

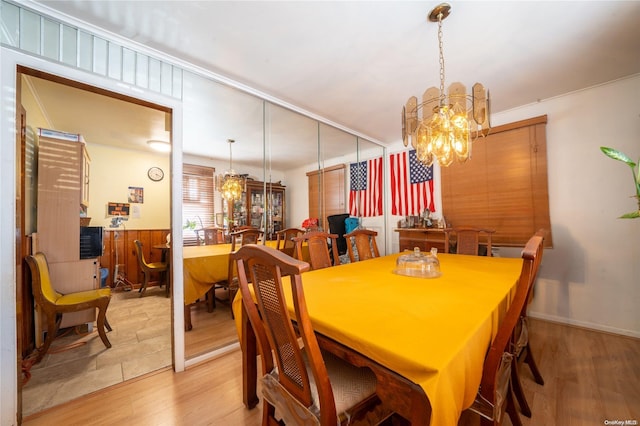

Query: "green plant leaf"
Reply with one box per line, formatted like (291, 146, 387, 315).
(600, 147, 636, 168)
(620, 211, 640, 219)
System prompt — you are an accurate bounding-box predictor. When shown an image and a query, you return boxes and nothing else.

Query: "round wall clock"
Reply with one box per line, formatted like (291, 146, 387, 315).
(147, 166, 164, 182)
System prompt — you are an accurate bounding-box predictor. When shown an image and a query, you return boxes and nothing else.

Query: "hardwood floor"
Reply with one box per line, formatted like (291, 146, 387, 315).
(23, 319, 639, 425)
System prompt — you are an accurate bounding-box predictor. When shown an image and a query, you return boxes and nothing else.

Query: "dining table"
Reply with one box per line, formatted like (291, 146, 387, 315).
(234, 251, 524, 425)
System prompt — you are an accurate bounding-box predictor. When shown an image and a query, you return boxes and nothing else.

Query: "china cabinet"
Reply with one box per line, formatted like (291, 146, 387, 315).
(227, 179, 285, 240)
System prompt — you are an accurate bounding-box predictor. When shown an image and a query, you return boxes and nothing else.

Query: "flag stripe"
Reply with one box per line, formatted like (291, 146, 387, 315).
(390, 150, 434, 216)
(349, 156, 383, 217)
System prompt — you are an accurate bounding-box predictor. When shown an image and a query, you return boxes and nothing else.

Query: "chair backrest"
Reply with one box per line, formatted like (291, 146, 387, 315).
(26, 252, 61, 307)
(202, 227, 224, 245)
(475, 233, 543, 420)
(232, 245, 339, 422)
(444, 226, 495, 256)
(293, 230, 340, 270)
(229, 228, 263, 250)
(275, 227, 305, 257)
(344, 229, 380, 263)
(326, 213, 349, 255)
(133, 240, 151, 271)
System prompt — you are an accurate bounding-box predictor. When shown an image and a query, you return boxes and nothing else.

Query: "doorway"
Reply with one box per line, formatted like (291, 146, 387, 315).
(17, 67, 173, 417)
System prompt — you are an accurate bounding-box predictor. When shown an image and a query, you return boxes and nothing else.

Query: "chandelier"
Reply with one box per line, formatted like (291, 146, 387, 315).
(215, 139, 246, 201)
(401, 3, 490, 167)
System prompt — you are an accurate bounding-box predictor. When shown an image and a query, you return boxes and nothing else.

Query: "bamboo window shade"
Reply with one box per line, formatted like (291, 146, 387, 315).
(441, 115, 552, 247)
(182, 164, 217, 246)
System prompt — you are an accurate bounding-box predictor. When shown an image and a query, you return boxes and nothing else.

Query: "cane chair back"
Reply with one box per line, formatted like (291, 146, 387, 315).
(233, 245, 388, 425)
(275, 227, 305, 257)
(444, 227, 495, 256)
(293, 231, 340, 270)
(344, 229, 380, 263)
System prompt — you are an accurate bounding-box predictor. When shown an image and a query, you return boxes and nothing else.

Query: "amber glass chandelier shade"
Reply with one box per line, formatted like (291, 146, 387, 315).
(402, 3, 490, 168)
(216, 139, 246, 201)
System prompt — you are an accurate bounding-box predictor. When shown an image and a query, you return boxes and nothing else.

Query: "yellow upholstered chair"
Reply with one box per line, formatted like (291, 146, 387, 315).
(233, 245, 391, 425)
(25, 252, 112, 363)
(134, 240, 169, 297)
(344, 229, 380, 263)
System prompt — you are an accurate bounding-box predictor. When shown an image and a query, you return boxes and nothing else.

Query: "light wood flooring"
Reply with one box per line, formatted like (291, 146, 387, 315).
(23, 318, 639, 425)
(21, 285, 239, 418)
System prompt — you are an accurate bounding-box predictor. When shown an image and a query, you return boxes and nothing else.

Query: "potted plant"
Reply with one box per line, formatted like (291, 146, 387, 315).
(600, 146, 640, 219)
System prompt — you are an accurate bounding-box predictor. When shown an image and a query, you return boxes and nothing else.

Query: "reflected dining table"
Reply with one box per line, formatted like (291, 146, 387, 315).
(235, 252, 523, 425)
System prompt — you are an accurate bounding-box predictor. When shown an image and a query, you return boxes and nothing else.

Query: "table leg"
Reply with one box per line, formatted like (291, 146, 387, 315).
(242, 303, 259, 409)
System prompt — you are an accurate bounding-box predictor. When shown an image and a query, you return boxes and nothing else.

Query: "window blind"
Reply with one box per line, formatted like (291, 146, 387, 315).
(182, 164, 215, 246)
(441, 115, 552, 247)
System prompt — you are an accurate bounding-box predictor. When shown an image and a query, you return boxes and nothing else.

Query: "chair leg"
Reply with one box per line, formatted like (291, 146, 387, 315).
(184, 304, 193, 331)
(524, 343, 545, 385)
(511, 358, 532, 417)
(96, 304, 112, 349)
(104, 316, 113, 332)
(506, 386, 523, 426)
(37, 313, 62, 363)
(138, 271, 150, 297)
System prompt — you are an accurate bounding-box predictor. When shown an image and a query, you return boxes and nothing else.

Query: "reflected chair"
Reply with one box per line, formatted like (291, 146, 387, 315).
(344, 229, 380, 263)
(444, 226, 495, 256)
(233, 245, 391, 425)
(511, 229, 547, 417)
(25, 252, 113, 363)
(134, 240, 169, 297)
(217, 228, 264, 317)
(293, 230, 340, 270)
(275, 227, 305, 257)
(202, 227, 224, 245)
(327, 213, 349, 257)
(465, 233, 543, 426)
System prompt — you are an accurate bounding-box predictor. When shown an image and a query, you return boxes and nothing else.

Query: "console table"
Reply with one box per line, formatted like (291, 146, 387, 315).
(395, 228, 447, 253)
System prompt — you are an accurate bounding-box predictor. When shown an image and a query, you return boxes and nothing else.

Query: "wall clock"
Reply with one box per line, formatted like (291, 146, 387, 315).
(147, 166, 164, 182)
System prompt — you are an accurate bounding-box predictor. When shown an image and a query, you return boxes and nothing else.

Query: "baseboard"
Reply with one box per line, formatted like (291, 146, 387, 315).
(529, 311, 640, 339)
(184, 342, 240, 368)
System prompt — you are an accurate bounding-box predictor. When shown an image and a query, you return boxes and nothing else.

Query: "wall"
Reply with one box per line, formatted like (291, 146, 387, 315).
(385, 74, 640, 337)
(493, 74, 640, 338)
(87, 143, 170, 230)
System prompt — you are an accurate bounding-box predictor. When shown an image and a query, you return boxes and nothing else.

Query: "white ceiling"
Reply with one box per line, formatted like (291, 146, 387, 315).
(28, 0, 640, 153)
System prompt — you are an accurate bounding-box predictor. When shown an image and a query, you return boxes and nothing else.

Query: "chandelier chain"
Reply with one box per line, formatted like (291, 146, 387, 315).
(437, 12, 446, 103)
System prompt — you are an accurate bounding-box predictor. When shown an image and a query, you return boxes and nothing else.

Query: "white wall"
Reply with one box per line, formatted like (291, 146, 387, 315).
(384, 75, 640, 337)
(492, 75, 640, 337)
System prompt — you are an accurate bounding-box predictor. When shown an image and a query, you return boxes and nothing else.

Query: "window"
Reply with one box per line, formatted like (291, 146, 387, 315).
(441, 115, 552, 247)
(182, 164, 215, 246)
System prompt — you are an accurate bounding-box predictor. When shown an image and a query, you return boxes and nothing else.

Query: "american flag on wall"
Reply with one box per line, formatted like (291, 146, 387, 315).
(349, 156, 383, 217)
(390, 150, 435, 216)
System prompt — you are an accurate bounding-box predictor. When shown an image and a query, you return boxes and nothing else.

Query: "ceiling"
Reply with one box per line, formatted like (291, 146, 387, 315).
(28, 1, 640, 156)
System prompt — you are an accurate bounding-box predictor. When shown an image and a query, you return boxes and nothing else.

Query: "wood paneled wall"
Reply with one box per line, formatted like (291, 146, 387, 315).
(100, 229, 170, 288)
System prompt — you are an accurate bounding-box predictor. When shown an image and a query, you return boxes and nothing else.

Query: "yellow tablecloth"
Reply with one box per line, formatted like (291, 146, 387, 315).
(182, 241, 286, 305)
(234, 252, 522, 426)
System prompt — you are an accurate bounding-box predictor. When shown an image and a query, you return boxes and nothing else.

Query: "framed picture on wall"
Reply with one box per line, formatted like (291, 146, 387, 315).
(128, 186, 144, 203)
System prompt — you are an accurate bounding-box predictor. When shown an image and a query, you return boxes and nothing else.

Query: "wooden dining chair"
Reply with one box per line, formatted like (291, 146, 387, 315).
(293, 230, 340, 270)
(444, 226, 495, 256)
(232, 244, 391, 426)
(510, 229, 547, 417)
(275, 227, 305, 257)
(25, 252, 113, 363)
(344, 229, 380, 263)
(202, 227, 224, 245)
(134, 240, 169, 297)
(217, 228, 264, 317)
(465, 233, 543, 426)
